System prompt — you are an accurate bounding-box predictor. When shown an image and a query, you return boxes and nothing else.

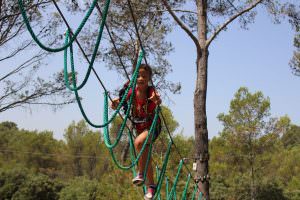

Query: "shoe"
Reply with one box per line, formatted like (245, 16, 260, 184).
(132, 173, 144, 186)
(144, 185, 156, 200)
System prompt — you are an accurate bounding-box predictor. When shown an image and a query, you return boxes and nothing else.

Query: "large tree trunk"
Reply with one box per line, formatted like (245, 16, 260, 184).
(194, 49, 209, 199)
(195, 0, 209, 199)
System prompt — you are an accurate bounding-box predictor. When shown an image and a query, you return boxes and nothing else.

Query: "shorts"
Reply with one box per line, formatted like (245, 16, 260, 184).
(151, 123, 161, 142)
(135, 122, 161, 142)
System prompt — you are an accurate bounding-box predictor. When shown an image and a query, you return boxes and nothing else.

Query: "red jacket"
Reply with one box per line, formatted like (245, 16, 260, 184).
(126, 86, 160, 133)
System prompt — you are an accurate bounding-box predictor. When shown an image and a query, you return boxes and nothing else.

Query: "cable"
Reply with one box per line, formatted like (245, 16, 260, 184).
(95, 3, 130, 80)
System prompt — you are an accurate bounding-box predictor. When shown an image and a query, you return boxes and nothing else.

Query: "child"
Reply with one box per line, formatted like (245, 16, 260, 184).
(111, 64, 161, 200)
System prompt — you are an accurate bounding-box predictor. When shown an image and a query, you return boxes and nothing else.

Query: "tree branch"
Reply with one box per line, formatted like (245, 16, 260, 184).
(137, 9, 197, 15)
(0, 97, 73, 113)
(0, 51, 47, 82)
(0, 40, 33, 62)
(206, 0, 263, 47)
(0, 1, 52, 22)
(0, 21, 25, 46)
(0, 79, 74, 113)
(161, 0, 200, 51)
(0, 75, 31, 104)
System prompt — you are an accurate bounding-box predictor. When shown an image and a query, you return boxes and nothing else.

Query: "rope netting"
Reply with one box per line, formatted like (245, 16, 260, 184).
(18, 0, 205, 199)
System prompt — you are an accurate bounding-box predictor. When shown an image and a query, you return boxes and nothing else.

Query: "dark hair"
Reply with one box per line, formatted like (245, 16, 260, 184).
(133, 64, 152, 78)
(120, 64, 153, 114)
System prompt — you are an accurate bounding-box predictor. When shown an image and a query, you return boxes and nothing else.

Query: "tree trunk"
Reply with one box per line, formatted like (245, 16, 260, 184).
(195, 0, 209, 199)
(194, 49, 209, 199)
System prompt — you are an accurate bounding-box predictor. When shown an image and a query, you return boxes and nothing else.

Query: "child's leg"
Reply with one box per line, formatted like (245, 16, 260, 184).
(146, 154, 154, 185)
(134, 130, 154, 186)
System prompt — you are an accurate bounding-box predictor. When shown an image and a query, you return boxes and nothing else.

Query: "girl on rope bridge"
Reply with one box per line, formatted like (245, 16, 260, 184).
(111, 64, 161, 200)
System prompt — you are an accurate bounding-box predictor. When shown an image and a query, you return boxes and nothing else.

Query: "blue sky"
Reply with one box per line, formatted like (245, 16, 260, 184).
(0, 6, 299, 140)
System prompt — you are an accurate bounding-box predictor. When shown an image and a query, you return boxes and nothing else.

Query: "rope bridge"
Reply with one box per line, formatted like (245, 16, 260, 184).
(18, 0, 205, 199)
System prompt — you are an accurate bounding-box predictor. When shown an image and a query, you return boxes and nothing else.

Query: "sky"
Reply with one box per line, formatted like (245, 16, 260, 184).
(0, 4, 299, 141)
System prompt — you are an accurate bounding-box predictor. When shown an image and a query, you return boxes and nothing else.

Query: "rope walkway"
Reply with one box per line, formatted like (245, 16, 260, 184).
(18, 0, 204, 199)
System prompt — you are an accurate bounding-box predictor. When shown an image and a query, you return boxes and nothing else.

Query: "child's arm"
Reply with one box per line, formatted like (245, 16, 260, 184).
(149, 89, 161, 105)
(110, 98, 120, 110)
(111, 81, 131, 110)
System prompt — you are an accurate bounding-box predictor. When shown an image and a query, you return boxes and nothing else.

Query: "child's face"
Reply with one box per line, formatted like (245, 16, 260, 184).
(137, 68, 150, 90)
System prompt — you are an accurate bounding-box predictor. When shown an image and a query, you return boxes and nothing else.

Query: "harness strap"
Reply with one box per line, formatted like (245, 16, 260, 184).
(132, 116, 152, 124)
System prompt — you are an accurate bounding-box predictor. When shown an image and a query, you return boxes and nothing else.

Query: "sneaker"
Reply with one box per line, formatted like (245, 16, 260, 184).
(144, 185, 156, 200)
(132, 173, 144, 186)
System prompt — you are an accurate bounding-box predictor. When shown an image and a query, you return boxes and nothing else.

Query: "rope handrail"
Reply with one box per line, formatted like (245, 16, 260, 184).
(65, 35, 142, 128)
(181, 173, 191, 200)
(104, 107, 160, 170)
(49, 0, 139, 139)
(125, 0, 196, 181)
(62, 0, 111, 91)
(125, 0, 201, 196)
(94, 2, 190, 196)
(19, 0, 200, 198)
(18, 0, 98, 52)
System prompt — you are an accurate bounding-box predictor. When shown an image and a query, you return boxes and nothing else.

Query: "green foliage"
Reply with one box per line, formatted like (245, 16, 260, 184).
(59, 177, 99, 200)
(0, 168, 28, 200)
(256, 183, 287, 200)
(0, 89, 299, 199)
(160, 105, 179, 135)
(12, 174, 63, 200)
(209, 87, 300, 200)
(154, 105, 179, 155)
(216, 87, 273, 180)
(0, 122, 18, 131)
(282, 125, 300, 148)
(0, 168, 62, 200)
(63, 120, 105, 178)
(210, 176, 228, 200)
(285, 176, 300, 200)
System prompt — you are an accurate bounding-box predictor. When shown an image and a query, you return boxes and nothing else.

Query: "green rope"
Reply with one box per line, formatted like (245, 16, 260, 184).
(67, 41, 143, 128)
(142, 129, 157, 184)
(191, 184, 203, 200)
(100, 51, 144, 147)
(198, 192, 203, 200)
(153, 140, 172, 199)
(181, 174, 191, 200)
(191, 184, 197, 200)
(167, 159, 184, 200)
(128, 129, 137, 164)
(174, 190, 177, 200)
(63, 0, 110, 91)
(166, 177, 170, 199)
(105, 111, 157, 170)
(20, 1, 200, 198)
(104, 107, 160, 170)
(102, 88, 135, 148)
(156, 166, 162, 200)
(128, 129, 139, 178)
(18, 0, 101, 52)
